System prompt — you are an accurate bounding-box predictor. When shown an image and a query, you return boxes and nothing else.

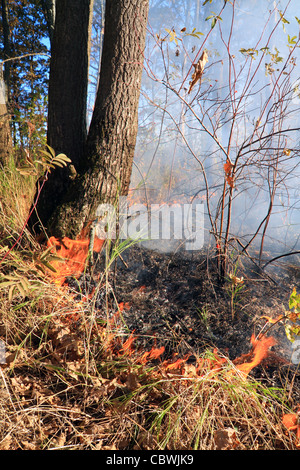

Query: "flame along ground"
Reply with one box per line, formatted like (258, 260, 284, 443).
(45, 233, 298, 445)
(44, 234, 279, 377)
(46, 234, 105, 285)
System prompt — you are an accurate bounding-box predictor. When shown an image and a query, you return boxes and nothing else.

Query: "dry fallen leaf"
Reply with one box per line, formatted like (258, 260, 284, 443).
(213, 427, 240, 450)
(0, 434, 12, 450)
(21, 440, 40, 450)
(188, 50, 209, 94)
(125, 372, 140, 391)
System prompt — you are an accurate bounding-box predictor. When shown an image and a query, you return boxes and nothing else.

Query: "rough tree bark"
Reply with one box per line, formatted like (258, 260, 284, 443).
(1, 0, 10, 96)
(30, 0, 94, 234)
(0, 0, 13, 166)
(0, 66, 12, 166)
(40, 0, 56, 44)
(44, 0, 149, 238)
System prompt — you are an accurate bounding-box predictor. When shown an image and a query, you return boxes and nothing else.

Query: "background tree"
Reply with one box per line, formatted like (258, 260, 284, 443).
(30, 0, 94, 235)
(87, 0, 105, 120)
(132, 0, 300, 278)
(0, 0, 49, 162)
(39, 0, 55, 44)
(33, 0, 149, 239)
(0, 0, 12, 165)
(0, 65, 12, 166)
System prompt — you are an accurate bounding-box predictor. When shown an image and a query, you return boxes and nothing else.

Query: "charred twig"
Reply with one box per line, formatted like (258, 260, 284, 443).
(261, 251, 300, 270)
(225, 236, 278, 285)
(88, 219, 97, 268)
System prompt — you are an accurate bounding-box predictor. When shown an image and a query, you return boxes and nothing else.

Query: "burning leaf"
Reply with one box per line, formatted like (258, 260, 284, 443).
(196, 349, 228, 377)
(118, 301, 131, 312)
(161, 353, 193, 375)
(188, 50, 209, 94)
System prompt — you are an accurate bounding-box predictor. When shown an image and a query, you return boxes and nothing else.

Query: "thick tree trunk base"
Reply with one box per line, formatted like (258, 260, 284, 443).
(42, 0, 149, 239)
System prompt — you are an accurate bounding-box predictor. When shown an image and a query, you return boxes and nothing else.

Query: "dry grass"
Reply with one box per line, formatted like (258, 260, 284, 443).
(0, 270, 298, 450)
(0, 157, 36, 241)
(0, 162, 298, 450)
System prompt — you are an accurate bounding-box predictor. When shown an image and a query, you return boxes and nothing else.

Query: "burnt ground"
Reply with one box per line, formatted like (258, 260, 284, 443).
(67, 242, 300, 400)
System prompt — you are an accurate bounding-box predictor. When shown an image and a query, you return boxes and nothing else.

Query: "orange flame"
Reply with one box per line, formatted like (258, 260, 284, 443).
(233, 334, 277, 376)
(282, 409, 300, 447)
(164, 354, 191, 371)
(138, 346, 165, 365)
(196, 349, 228, 376)
(46, 235, 105, 285)
(44, 234, 277, 381)
(120, 332, 136, 356)
(111, 330, 277, 380)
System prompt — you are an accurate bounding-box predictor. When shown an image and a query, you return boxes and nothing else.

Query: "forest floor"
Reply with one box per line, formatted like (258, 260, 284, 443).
(1, 239, 300, 450)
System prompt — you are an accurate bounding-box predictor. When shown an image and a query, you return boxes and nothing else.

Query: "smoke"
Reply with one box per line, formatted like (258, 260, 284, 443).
(129, 0, 300, 256)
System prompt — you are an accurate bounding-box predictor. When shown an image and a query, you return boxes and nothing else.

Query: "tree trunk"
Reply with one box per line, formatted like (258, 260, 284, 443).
(1, 0, 10, 97)
(0, 0, 12, 166)
(46, 0, 149, 238)
(0, 67, 12, 166)
(41, 0, 56, 44)
(29, 0, 94, 235)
